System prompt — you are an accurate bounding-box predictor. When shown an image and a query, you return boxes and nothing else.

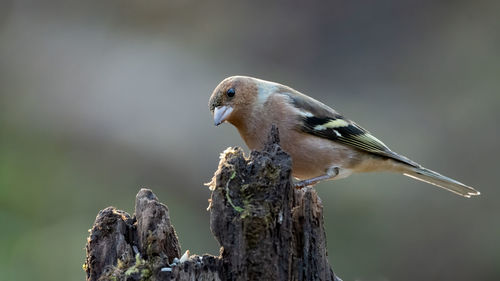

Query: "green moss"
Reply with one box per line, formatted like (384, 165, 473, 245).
(116, 258, 126, 269)
(225, 170, 244, 213)
(263, 163, 280, 181)
(120, 253, 152, 280)
(141, 268, 151, 277)
(146, 230, 154, 257)
(125, 254, 142, 275)
(124, 266, 139, 276)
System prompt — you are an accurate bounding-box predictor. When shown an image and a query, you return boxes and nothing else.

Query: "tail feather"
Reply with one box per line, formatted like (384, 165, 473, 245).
(403, 167, 480, 198)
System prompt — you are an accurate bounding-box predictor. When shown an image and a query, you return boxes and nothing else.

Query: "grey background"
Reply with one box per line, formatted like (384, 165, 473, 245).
(1, 1, 499, 280)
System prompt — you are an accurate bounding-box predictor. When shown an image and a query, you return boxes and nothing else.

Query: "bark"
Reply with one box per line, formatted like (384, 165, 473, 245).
(84, 126, 342, 281)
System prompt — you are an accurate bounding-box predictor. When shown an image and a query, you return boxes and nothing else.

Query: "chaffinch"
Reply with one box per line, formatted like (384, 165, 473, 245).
(208, 76, 480, 198)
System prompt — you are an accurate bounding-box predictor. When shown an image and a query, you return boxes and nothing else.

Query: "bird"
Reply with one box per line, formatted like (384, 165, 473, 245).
(208, 76, 480, 198)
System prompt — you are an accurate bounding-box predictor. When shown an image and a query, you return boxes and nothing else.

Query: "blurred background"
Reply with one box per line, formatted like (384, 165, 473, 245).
(1, 1, 499, 280)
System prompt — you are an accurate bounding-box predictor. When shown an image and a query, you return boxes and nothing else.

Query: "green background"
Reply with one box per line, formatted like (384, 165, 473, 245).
(1, 1, 499, 280)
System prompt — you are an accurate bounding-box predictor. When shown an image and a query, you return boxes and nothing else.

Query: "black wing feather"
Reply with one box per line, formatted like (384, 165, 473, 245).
(300, 115, 419, 167)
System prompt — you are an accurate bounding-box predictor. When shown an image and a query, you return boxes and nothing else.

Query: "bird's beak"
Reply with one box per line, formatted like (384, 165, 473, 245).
(213, 105, 233, 126)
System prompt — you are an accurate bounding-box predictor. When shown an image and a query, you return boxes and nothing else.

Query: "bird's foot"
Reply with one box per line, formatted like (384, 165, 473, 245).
(293, 167, 339, 189)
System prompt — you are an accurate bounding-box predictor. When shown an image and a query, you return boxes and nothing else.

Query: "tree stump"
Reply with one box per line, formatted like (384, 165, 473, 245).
(84, 126, 342, 281)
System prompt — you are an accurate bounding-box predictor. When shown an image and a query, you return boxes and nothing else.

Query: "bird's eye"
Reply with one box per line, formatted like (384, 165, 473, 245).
(226, 88, 235, 97)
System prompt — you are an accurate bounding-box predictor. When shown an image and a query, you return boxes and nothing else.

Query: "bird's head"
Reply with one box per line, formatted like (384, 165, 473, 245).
(208, 76, 259, 126)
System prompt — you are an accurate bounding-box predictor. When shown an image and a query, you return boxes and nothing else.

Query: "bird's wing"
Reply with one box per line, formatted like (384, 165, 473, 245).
(281, 91, 418, 167)
(300, 114, 418, 167)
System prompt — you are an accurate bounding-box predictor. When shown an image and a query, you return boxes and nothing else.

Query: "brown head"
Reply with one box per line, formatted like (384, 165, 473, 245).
(208, 76, 261, 127)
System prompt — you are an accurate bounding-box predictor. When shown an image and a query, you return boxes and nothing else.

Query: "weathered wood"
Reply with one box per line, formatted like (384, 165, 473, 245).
(84, 126, 342, 281)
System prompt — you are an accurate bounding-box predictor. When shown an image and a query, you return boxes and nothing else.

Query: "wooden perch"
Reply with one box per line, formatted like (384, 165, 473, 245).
(84, 126, 342, 281)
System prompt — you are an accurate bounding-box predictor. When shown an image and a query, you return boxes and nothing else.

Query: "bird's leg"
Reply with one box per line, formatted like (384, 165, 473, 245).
(294, 166, 340, 189)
